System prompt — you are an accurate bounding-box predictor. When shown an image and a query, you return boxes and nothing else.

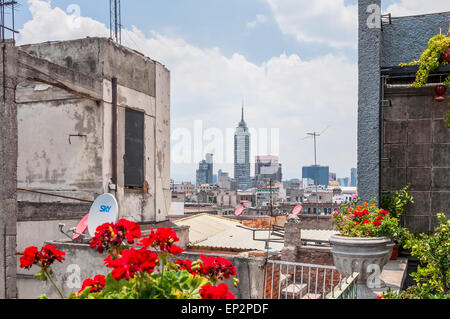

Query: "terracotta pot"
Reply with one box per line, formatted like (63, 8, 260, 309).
(440, 46, 450, 63)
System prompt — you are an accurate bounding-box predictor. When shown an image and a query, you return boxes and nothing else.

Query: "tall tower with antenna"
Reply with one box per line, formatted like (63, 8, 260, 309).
(234, 102, 251, 191)
(110, 0, 122, 44)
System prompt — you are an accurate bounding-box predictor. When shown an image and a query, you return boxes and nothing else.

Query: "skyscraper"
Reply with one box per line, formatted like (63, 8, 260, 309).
(234, 105, 251, 190)
(255, 155, 282, 183)
(196, 153, 213, 186)
(302, 165, 330, 187)
(351, 168, 357, 187)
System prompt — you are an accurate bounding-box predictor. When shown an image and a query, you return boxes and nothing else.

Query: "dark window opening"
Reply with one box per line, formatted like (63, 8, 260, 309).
(124, 109, 144, 188)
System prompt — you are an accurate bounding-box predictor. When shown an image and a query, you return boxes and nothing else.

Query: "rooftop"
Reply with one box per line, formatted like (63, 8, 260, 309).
(173, 213, 337, 251)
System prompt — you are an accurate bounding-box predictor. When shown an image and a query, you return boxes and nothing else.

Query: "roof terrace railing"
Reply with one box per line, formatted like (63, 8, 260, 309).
(263, 259, 358, 299)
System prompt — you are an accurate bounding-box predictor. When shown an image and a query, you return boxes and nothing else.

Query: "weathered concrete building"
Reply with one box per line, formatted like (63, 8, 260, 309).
(15, 37, 171, 245)
(358, 1, 449, 231)
(0, 37, 172, 297)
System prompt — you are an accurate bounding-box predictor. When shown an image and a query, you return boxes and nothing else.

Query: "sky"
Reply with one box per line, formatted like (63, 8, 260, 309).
(11, 0, 450, 184)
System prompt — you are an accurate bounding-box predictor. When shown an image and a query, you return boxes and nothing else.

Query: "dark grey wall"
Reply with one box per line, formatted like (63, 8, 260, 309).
(383, 86, 450, 232)
(358, 0, 382, 203)
(382, 12, 450, 67)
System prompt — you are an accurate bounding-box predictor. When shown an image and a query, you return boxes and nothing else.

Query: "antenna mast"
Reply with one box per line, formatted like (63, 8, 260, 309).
(0, 0, 19, 42)
(110, 0, 122, 44)
(306, 131, 322, 225)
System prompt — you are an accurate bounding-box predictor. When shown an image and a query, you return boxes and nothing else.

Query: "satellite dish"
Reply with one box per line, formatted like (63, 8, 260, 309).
(234, 205, 245, 216)
(87, 193, 119, 237)
(241, 200, 251, 208)
(73, 214, 89, 240)
(292, 205, 303, 215)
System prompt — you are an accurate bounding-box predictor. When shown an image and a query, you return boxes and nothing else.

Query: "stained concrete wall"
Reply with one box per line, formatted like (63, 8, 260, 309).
(0, 40, 18, 299)
(16, 38, 171, 224)
(17, 241, 265, 300)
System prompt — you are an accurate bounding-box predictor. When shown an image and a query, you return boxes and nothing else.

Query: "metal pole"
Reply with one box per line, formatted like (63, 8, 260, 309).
(313, 133, 319, 225)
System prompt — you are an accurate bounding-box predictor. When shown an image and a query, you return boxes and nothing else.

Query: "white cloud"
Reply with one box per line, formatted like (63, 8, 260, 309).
(247, 14, 269, 29)
(18, 0, 358, 181)
(265, 0, 358, 48)
(385, 0, 450, 17)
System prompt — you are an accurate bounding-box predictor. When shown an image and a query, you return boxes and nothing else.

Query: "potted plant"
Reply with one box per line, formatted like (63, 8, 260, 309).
(19, 219, 238, 299)
(381, 186, 414, 260)
(330, 196, 401, 298)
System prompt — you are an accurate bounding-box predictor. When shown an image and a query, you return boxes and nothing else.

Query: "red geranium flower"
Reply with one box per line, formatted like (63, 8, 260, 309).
(167, 244, 184, 255)
(379, 210, 390, 216)
(104, 248, 159, 281)
(20, 246, 38, 269)
(363, 219, 371, 224)
(200, 283, 235, 299)
(138, 227, 180, 254)
(37, 245, 66, 268)
(175, 259, 201, 276)
(78, 274, 106, 294)
(373, 220, 382, 227)
(116, 219, 142, 244)
(90, 220, 142, 254)
(199, 254, 236, 281)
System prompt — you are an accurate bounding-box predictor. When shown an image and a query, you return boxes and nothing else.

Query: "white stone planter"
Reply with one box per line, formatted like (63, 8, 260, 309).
(329, 235, 393, 299)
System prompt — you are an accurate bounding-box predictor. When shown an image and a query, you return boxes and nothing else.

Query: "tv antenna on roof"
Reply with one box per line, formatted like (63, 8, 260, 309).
(301, 125, 330, 225)
(110, 0, 122, 44)
(0, 0, 19, 42)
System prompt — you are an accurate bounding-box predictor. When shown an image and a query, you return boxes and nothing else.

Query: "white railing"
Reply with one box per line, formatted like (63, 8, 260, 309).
(263, 260, 358, 299)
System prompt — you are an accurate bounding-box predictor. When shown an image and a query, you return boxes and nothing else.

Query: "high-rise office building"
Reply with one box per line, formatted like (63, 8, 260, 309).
(196, 153, 213, 186)
(234, 106, 251, 190)
(255, 155, 282, 183)
(302, 165, 330, 187)
(337, 177, 350, 187)
(350, 168, 357, 187)
(329, 172, 337, 182)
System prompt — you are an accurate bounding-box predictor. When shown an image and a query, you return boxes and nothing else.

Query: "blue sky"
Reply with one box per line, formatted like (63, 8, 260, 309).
(13, 0, 450, 183)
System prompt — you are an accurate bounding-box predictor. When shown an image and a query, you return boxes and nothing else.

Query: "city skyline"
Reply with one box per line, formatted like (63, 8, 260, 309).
(14, 1, 449, 183)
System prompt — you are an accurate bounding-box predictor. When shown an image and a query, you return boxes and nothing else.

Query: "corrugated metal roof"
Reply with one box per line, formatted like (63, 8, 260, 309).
(173, 214, 337, 251)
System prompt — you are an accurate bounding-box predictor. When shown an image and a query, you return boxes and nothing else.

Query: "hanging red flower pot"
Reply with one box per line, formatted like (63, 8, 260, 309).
(434, 84, 446, 102)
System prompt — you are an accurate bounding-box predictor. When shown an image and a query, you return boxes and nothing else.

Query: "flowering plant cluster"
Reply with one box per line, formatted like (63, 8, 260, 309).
(332, 196, 400, 238)
(19, 244, 66, 298)
(20, 219, 238, 300)
(90, 219, 142, 254)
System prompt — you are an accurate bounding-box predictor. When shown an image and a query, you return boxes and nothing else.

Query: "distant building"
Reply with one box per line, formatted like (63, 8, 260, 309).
(350, 168, 357, 187)
(182, 182, 195, 198)
(217, 171, 237, 191)
(234, 106, 251, 190)
(329, 172, 337, 182)
(302, 178, 314, 189)
(337, 177, 350, 187)
(255, 155, 282, 184)
(302, 165, 330, 186)
(196, 153, 213, 186)
(256, 182, 286, 207)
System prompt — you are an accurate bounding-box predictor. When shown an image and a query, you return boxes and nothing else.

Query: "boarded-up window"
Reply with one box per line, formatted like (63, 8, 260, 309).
(124, 109, 144, 187)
